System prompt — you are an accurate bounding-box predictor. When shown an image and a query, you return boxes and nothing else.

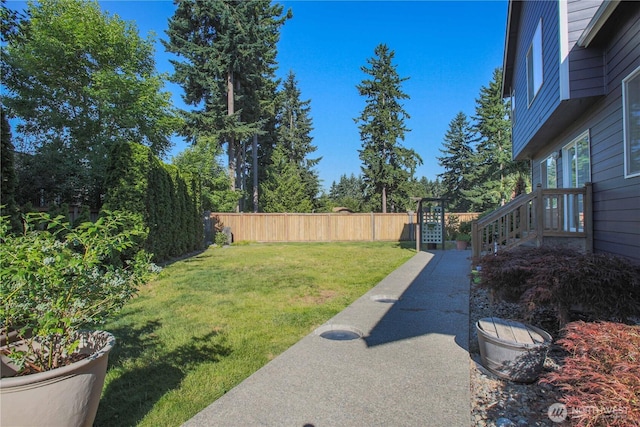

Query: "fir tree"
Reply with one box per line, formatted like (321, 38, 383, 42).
(261, 145, 313, 213)
(164, 0, 290, 211)
(437, 112, 475, 212)
(329, 173, 366, 212)
(465, 68, 529, 210)
(355, 44, 422, 213)
(276, 70, 321, 207)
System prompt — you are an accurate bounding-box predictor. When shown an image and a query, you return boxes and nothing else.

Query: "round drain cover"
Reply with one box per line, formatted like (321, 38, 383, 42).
(315, 324, 363, 341)
(319, 329, 361, 341)
(371, 294, 399, 303)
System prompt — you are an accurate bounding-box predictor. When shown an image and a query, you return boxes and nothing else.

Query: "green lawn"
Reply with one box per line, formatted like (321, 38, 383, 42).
(94, 241, 415, 427)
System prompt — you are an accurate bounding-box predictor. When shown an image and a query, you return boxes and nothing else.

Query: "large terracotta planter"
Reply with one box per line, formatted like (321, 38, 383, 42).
(0, 331, 115, 427)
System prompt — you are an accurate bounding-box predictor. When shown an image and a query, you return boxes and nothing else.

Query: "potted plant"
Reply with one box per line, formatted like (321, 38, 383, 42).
(455, 232, 471, 250)
(455, 220, 472, 250)
(0, 210, 155, 427)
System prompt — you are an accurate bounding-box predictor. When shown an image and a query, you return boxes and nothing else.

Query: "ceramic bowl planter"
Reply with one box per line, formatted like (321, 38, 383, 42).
(476, 317, 552, 383)
(0, 331, 115, 427)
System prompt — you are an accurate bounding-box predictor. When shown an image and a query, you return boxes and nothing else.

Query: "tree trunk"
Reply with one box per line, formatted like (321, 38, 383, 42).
(252, 134, 259, 212)
(236, 144, 243, 211)
(227, 70, 236, 193)
(382, 186, 387, 213)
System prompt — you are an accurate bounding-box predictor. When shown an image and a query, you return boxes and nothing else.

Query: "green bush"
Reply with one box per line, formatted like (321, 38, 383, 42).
(0, 211, 155, 373)
(103, 142, 203, 262)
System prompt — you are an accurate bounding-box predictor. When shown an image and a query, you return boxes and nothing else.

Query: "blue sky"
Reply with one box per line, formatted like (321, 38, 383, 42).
(7, 0, 508, 191)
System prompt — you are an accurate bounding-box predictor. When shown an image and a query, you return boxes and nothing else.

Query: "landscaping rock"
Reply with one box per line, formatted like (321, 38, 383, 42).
(470, 285, 563, 426)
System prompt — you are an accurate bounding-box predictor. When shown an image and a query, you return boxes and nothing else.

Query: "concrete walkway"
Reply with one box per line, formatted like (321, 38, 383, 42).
(184, 250, 471, 427)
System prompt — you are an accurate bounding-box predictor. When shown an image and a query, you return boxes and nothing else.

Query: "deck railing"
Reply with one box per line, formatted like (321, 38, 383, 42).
(471, 183, 593, 258)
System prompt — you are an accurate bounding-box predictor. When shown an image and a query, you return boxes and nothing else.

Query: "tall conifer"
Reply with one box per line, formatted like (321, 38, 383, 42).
(164, 0, 290, 211)
(437, 112, 475, 212)
(465, 68, 529, 210)
(355, 44, 421, 213)
(276, 71, 320, 207)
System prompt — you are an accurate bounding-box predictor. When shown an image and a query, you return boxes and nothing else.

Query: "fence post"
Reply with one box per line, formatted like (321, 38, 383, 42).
(371, 212, 376, 242)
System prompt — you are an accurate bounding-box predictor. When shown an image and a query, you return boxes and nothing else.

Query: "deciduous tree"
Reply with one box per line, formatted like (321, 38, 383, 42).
(172, 141, 238, 212)
(2, 0, 179, 208)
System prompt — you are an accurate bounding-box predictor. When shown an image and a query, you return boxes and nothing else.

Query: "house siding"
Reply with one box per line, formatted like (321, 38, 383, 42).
(530, 3, 640, 262)
(511, 1, 561, 158)
(567, 1, 604, 99)
(584, 3, 639, 261)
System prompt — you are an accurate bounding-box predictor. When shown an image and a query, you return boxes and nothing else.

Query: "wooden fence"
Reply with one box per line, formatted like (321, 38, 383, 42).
(209, 212, 480, 243)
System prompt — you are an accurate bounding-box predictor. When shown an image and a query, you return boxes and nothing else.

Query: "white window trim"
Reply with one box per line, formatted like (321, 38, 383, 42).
(559, 0, 570, 100)
(623, 65, 640, 178)
(540, 153, 558, 188)
(511, 89, 516, 124)
(527, 19, 544, 107)
(562, 130, 591, 187)
(561, 131, 590, 232)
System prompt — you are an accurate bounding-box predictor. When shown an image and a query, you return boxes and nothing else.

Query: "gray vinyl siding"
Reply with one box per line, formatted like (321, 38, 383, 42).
(592, 4, 640, 261)
(511, 1, 561, 158)
(566, 0, 603, 98)
(530, 4, 640, 262)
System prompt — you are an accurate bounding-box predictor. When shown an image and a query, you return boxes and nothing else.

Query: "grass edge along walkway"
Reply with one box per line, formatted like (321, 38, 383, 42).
(95, 241, 416, 427)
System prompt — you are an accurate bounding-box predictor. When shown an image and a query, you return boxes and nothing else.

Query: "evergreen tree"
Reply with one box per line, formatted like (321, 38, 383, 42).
(261, 145, 313, 213)
(0, 107, 20, 230)
(276, 70, 321, 207)
(164, 0, 290, 211)
(328, 173, 366, 212)
(464, 68, 529, 210)
(437, 112, 475, 211)
(2, 0, 179, 209)
(355, 44, 422, 213)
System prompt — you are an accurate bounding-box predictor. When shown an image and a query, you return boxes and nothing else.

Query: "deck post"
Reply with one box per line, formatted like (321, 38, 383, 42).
(585, 182, 593, 253)
(534, 183, 544, 247)
(472, 220, 480, 258)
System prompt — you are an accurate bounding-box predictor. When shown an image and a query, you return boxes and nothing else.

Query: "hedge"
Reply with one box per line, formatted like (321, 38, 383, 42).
(102, 142, 203, 262)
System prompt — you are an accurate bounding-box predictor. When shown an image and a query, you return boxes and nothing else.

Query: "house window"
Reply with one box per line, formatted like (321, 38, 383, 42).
(623, 66, 640, 178)
(541, 155, 557, 188)
(541, 154, 558, 228)
(527, 19, 543, 106)
(511, 89, 516, 124)
(563, 131, 590, 232)
(563, 131, 591, 188)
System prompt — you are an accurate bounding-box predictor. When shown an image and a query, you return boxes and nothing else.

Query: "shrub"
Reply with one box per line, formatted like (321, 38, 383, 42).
(541, 321, 640, 427)
(475, 246, 640, 326)
(445, 214, 459, 240)
(103, 142, 203, 262)
(0, 211, 156, 374)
